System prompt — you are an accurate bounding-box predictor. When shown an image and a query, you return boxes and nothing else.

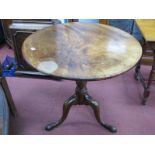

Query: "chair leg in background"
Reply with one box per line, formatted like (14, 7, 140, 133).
(0, 77, 17, 116)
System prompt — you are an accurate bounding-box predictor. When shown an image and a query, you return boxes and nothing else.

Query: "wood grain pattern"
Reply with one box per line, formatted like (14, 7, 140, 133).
(22, 22, 142, 81)
(135, 19, 155, 42)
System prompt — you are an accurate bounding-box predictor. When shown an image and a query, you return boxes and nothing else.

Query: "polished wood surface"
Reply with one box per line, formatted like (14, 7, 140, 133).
(22, 22, 142, 81)
(135, 19, 155, 42)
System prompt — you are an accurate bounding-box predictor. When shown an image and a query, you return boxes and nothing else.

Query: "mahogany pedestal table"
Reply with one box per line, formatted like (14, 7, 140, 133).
(22, 23, 142, 133)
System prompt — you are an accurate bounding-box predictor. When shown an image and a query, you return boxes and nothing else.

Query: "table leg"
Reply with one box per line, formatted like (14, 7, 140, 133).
(84, 95, 117, 133)
(142, 50, 155, 105)
(45, 81, 117, 133)
(134, 61, 141, 81)
(45, 95, 76, 130)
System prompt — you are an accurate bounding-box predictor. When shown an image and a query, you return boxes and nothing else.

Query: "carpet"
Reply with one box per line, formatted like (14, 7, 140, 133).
(7, 66, 155, 135)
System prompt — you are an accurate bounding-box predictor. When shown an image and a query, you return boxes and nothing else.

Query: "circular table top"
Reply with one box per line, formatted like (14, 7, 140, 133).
(22, 22, 142, 81)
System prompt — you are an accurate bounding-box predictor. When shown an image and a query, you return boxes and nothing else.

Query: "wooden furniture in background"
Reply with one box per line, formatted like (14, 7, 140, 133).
(0, 77, 17, 135)
(1, 19, 13, 48)
(135, 20, 154, 66)
(68, 19, 109, 24)
(0, 82, 9, 135)
(99, 19, 109, 25)
(0, 60, 17, 134)
(22, 22, 142, 133)
(0, 20, 4, 43)
(0, 61, 16, 117)
(0, 77, 17, 116)
(68, 19, 79, 22)
(135, 19, 155, 105)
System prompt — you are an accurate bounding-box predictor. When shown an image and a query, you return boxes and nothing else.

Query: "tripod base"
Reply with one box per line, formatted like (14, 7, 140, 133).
(45, 81, 117, 133)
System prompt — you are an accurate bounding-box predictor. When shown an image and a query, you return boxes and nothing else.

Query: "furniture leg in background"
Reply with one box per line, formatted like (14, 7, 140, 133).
(134, 20, 155, 105)
(0, 77, 17, 116)
(135, 48, 155, 105)
(0, 76, 17, 134)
